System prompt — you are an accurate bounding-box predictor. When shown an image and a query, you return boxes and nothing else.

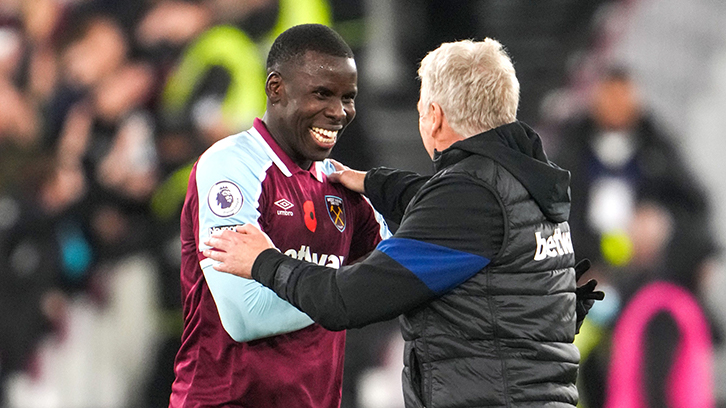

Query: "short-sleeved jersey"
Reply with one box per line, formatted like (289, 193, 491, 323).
(170, 119, 389, 408)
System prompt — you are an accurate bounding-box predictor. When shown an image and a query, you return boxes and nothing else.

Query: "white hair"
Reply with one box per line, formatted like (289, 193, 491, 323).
(418, 38, 519, 137)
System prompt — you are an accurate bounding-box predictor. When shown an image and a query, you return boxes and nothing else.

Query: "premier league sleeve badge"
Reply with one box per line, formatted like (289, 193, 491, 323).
(208, 181, 244, 218)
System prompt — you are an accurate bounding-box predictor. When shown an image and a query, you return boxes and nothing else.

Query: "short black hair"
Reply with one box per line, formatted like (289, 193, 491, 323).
(266, 24, 354, 72)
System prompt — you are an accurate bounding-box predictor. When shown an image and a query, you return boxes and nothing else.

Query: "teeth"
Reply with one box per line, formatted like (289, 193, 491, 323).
(311, 127, 338, 143)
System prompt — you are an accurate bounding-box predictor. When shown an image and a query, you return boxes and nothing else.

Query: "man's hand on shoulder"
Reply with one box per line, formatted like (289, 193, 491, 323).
(327, 159, 366, 194)
(203, 224, 277, 279)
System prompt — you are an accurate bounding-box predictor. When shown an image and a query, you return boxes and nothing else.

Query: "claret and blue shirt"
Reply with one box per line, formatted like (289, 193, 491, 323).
(170, 119, 388, 407)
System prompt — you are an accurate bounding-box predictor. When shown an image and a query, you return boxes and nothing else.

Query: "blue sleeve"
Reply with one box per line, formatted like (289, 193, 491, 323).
(375, 237, 490, 294)
(196, 134, 313, 342)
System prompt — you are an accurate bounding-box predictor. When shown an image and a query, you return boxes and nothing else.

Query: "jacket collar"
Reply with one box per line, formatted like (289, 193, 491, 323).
(433, 121, 571, 223)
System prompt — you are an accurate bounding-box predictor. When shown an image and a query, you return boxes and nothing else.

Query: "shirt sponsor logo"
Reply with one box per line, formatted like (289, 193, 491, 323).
(283, 245, 345, 268)
(533, 227, 574, 261)
(208, 224, 242, 236)
(325, 195, 346, 232)
(208, 181, 243, 217)
(274, 198, 294, 216)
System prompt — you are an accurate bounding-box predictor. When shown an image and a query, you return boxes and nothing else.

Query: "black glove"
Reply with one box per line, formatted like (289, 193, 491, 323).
(574, 259, 605, 334)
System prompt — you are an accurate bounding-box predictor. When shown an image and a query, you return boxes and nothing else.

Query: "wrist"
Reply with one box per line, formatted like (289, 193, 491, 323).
(252, 248, 286, 286)
(363, 170, 374, 196)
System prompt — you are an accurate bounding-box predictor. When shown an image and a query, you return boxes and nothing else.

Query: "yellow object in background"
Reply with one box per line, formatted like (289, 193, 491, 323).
(600, 230, 633, 267)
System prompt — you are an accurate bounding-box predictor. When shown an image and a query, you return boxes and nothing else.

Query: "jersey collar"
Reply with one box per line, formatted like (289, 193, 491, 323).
(253, 118, 324, 182)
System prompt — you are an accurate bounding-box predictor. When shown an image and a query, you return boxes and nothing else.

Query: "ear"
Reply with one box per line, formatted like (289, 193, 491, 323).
(429, 102, 445, 137)
(265, 71, 283, 104)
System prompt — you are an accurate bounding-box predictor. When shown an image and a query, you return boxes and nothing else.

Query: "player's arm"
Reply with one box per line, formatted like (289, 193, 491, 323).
(363, 167, 431, 224)
(201, 258, 313, 342)
(252, 175, 502, 330)
(196, 147, 313, 342)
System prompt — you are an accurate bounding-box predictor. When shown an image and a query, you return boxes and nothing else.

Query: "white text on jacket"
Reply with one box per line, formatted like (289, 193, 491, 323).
(533, 228, 574, 261)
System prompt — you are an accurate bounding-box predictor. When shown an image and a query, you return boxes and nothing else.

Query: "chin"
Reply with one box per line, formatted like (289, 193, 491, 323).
(313, 150, 333, 162)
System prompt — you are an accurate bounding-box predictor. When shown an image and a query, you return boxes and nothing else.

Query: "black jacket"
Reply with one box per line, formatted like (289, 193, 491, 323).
(253, 121, 579, 407)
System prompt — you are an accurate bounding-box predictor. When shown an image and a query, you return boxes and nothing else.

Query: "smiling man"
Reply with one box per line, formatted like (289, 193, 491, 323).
(168, 24, 389, 408)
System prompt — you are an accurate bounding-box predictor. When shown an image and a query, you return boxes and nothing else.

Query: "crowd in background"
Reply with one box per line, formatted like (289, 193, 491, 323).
(549, 66, 722, 408)
(0, 0, 724, 407)
(0, 1, 383, 406)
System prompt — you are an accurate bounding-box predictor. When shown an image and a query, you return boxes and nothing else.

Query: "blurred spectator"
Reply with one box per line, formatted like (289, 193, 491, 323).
(0, 153, 76, 403)
(576, 197, 720, 408)
(49, 11, 159, 261)
(135, 0, 213, 177)
(553, 66, 711, 273)
(0, 2, 66, 401)
(1, 4, 160, 406)
(604, 201, 717, 408)
(553, 65, 723, 408)
(0, 7, 43, 149)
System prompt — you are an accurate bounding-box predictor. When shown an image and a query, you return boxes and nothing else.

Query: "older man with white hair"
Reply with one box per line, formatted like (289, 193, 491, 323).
(204, 38, 601, 408)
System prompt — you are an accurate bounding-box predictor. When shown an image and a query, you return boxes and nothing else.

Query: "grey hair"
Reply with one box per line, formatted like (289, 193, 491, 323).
(418, 38, 519, 137)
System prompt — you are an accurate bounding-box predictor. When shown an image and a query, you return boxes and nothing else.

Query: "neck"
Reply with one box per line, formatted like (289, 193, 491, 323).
(434, 128, 465, 154)
(261, 114, 313, 170)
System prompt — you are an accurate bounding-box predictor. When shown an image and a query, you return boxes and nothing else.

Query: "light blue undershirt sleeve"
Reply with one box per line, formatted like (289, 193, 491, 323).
(196, 132, 313, 343)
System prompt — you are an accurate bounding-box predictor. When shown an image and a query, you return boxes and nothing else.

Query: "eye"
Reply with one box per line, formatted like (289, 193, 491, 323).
(313, 88, 332, 99)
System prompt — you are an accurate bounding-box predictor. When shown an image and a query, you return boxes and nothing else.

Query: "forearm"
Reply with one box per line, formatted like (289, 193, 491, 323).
(252, 247, 442, 330)
(364, 167, 429, 224)
(251, 237, 490, 331)
(252, 249, 353, 330)
(202, 263, 314, 342)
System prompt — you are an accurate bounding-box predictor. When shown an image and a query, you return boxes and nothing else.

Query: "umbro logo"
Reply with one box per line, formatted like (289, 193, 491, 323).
(275, 198, 294, 216)
(275, 199, 294, 210)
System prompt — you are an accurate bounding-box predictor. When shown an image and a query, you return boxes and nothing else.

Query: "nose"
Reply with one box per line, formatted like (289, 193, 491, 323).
(325, 98, 348, 122)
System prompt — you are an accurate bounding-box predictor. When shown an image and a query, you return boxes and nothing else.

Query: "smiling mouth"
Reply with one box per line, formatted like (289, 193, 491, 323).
(310, 126, 338, 145)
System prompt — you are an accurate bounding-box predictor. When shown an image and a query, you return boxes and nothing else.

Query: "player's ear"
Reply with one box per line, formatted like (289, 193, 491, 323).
(266, 71, 284, 104)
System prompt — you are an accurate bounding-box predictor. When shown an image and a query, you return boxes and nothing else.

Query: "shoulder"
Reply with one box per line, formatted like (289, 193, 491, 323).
(438, 155, 499, 187)
(413, 163, 504, 220)
(318, 159, 337, 176)
(198, 131, 269, 172)
(196, 130, 276, 187)
(196, 132, 280, 203)
(318, 159, 366, 203)
(421, 166, 501, 206)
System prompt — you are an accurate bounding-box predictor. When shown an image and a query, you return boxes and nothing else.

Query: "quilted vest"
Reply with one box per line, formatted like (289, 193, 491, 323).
(400, 154, 579, 408)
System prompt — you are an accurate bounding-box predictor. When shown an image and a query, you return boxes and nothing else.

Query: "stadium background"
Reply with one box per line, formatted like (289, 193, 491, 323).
(1, 0, 725, 407)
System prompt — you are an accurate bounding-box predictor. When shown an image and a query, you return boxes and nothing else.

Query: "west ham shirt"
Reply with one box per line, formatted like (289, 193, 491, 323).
(170, 118, 389, 408)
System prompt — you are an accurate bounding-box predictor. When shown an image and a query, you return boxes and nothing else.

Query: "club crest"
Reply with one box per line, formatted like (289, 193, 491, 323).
(325, 195, 346, 232)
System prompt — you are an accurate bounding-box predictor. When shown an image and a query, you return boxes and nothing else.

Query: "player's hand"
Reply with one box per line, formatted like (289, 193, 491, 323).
(327, 159, 366, 194)
(203, 224, 276, 279)
(574, 259, 605, 334)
